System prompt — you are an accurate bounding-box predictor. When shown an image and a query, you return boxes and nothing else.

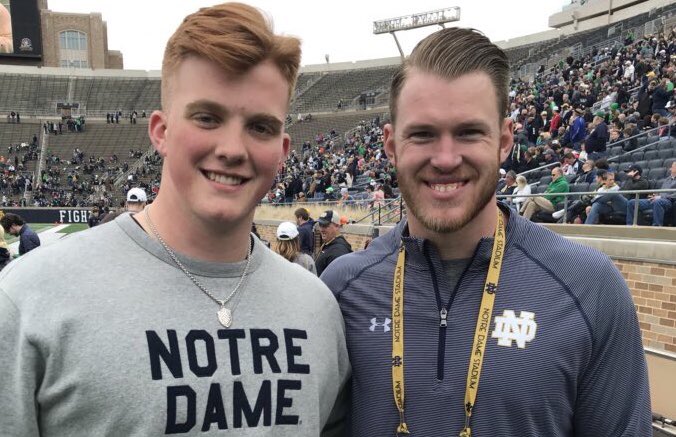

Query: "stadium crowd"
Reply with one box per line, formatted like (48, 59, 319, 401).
(1, 27, 675, 225)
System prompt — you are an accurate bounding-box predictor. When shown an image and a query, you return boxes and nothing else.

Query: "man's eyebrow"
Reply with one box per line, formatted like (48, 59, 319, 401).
(184, 100, 227, 116)
(453, 120, 492, 131)
(249, 113, 284, 131)
(402, 120, 492, 133)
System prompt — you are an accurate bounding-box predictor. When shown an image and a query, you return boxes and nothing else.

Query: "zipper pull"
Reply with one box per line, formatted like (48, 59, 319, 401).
(439, 308, 448, 328)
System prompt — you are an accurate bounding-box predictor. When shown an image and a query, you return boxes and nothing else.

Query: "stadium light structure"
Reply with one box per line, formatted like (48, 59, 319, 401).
(373, 7, 461, 60)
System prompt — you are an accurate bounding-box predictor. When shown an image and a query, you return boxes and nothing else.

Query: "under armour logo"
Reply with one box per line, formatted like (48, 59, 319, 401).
(370, 317, 391, 332)
(492, 310, 537, 349)
(465, 402, 473, 413)
(392, 355, 402, 367)
(485, 282, 498, 294)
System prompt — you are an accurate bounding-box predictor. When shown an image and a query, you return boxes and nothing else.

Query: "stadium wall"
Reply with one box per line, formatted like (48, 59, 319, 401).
(549, 0, 675, 30)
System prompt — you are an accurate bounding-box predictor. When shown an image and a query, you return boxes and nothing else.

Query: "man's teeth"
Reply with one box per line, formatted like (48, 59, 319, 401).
(430, 183, 461, 192)
(206, 172, 242, 185)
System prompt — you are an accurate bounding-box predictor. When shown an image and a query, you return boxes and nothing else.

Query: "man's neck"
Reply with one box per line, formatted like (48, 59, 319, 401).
(407, 201, 501, 260)
(137, 195, 252, 263)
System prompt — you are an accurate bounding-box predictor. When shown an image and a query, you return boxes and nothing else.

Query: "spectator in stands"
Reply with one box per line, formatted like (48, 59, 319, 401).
(337, 187, 353, 205)
(0, 5, 350, 436)
(626, 161, 676, 226)
(573, 159, 596, 184)
(274, 221, 316, 274)
(652, 78, 671, 117)
(0, 213, 40, 256)
(294, 207, 315, 255)
(522, 166, 569, 220)
(497, 170, 517, 196)
(315, 210, 352, 276)
(511, 174, 531, 214)
(584, 113, 609, 160)
(581, 170, 622, 224)
(571, 110, 589, 150)
(561, 151, 581, 176)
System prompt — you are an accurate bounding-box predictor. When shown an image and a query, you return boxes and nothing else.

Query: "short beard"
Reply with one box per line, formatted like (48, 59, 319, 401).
(399, 167, 498, 234)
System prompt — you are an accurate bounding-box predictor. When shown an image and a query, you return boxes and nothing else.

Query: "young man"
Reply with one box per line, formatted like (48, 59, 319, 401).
(294, 207, 315, 255)
(0, 213, 40, 255)
(321, 28, 650, 436)
(0, 4, 349, 436)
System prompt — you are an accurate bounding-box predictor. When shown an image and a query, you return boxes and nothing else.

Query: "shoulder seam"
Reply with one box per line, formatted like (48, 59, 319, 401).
(514, 243, 595, 352)
(334, 245, 399, 298)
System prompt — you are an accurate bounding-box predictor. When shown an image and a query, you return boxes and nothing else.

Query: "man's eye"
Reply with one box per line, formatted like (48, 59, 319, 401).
(410, 131, 433, 140)
(250, 123, 276, 136)
(458, 130, 484, 139)
(193, 114, 219, 126)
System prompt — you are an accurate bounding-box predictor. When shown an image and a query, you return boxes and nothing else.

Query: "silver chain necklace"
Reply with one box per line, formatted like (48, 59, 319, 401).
(144, 206, 252, 328)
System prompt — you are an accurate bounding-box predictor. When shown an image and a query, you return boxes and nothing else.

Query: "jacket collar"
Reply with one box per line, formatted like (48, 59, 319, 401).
(393, 202, 522, 270)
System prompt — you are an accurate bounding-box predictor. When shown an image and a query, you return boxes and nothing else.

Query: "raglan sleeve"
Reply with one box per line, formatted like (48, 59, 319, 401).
(573, 261, 652, 436)
(0, 288, 42, 436)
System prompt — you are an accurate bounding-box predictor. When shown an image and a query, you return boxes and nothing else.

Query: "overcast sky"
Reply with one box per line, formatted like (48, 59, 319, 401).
(47, 0, 569, 71)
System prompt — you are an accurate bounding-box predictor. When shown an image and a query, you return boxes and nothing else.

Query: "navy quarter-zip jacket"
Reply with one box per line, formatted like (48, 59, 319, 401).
(321, 204, 651, 437)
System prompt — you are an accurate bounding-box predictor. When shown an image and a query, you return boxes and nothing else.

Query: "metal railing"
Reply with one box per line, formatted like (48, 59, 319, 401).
(497, 188, 676, 225)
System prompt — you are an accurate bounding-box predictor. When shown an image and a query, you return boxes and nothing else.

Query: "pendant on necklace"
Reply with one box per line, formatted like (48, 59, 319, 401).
(218, 306, 232, 328)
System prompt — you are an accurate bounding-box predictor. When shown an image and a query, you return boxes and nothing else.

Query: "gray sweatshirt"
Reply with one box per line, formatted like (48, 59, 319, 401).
(0, 214, 350, 436)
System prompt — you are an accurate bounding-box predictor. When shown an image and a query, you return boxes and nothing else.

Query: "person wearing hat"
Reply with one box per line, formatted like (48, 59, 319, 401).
(315, 210, 352, 276)
(99, 187, 149, 224)
(337, 187, 353, 206)
(125, 187, 148, 213)
(274, 221, 317, 274)
(549, 106, 561, 134)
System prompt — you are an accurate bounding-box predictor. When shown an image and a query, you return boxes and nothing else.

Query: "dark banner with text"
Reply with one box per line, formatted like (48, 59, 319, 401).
(2, 208, 92, 224)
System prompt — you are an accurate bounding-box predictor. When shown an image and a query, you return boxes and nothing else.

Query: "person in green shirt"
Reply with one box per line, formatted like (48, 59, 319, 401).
(522, 166, 570, 220)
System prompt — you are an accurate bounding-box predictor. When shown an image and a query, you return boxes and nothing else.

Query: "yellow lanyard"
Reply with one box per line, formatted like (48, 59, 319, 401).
(392, 209, 506, 437)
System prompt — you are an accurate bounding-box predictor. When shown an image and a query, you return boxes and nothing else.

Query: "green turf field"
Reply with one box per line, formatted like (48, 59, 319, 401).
(2, 223, 91, 244)
(58, 224, 89, 234)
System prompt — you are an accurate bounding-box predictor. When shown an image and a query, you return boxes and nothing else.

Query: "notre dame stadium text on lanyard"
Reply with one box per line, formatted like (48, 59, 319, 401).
(391, 209, 506, 437)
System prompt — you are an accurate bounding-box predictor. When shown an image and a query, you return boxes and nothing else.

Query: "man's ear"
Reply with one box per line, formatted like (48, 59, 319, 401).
(279, 133, 291, 171)
(149, 110, 168, 157)
(498, 117, 514, 163)
(383, 123, 397, 165)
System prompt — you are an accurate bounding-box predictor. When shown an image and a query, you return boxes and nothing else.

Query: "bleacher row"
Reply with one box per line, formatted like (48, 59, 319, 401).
(526, 137, 676, 186)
